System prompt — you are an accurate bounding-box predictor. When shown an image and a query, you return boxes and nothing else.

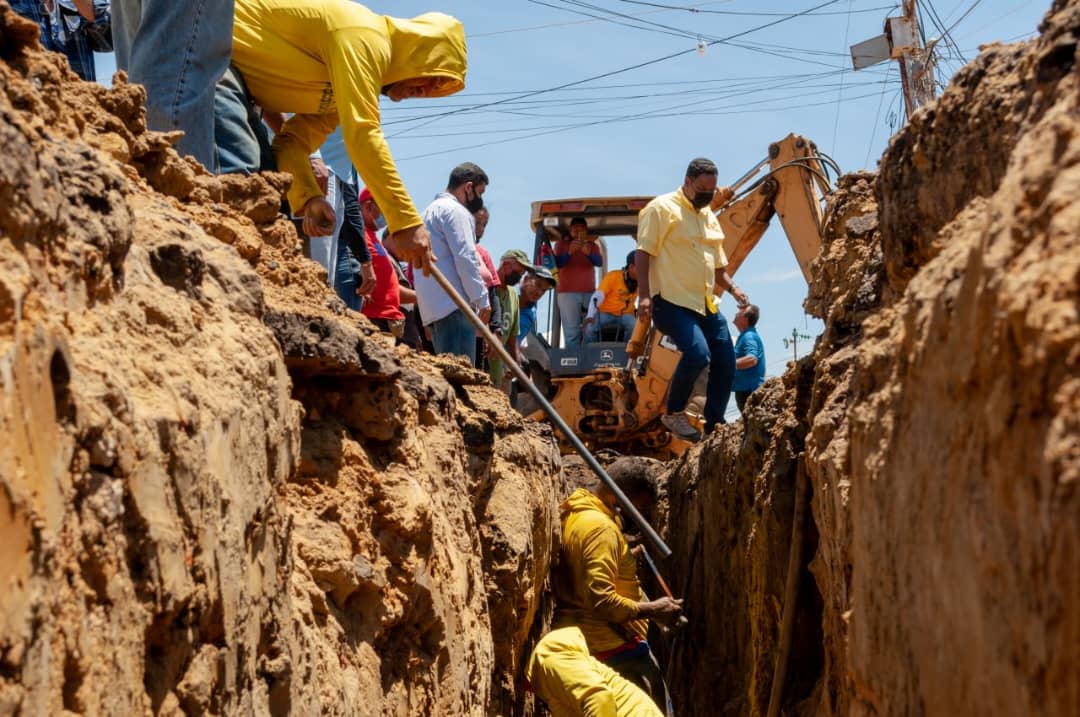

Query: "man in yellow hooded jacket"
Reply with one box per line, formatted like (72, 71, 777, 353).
(526, 627, 662, 717)
(553, 461, 683, 716)
(223, 0, 467, 269)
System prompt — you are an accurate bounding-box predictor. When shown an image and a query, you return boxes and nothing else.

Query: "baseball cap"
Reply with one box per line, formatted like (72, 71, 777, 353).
(359, 187, 374, 203)
(528, 265, 557, 288)
(500, 248, 536, 270)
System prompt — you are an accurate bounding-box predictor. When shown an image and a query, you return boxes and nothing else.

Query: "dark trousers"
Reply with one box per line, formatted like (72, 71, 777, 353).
(651, 295, 735, 431)
(606, 648, 674, 717)
(736, 390, 751, 413)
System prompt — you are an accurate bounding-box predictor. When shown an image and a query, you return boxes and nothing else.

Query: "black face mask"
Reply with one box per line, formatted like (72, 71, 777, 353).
(464, 186, 484, 214)
(623, 268, 638, 293)
(691, 190, 713, 210)
(505, 270, 524, 286)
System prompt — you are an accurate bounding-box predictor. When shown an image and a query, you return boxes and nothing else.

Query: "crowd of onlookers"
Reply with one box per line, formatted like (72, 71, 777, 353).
(12, 0, 769, 412)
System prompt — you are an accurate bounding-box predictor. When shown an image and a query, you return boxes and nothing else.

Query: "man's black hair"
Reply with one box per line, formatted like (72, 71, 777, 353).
(685, 157, 719, 180)
(570, 216, 588, 228)
(625, 250, 636, 268)
(607, 458, 658, 503)
(744, 303, 760, 327)
(447, 162, 489, 190)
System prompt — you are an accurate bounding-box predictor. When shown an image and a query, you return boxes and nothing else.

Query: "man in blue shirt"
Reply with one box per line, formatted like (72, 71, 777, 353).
(733, 304, 766, 414)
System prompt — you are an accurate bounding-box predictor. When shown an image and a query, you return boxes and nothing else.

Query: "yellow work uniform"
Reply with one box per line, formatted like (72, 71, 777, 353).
(553, 489, 650, 653)
(596, 270, 636, 316)
(232, 0, 466, 232)
(527, 628, 663, 717)
(636, 189, 728, 315)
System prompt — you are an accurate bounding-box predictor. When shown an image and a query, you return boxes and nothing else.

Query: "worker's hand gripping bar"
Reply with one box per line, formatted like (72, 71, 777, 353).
(427, 264, 673, 559)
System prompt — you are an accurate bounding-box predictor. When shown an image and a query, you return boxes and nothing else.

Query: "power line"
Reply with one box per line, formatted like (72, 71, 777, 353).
(468, 0, 733, 37)
(391, 79, 893, 139)
(864, 62, 894, 167)
(396, 87, 885, 161)
(381, 68, 882, 126)
(830, 0, 855, 156)
(383, 0, 846, 134)
(610, 0, 898, 16)
(942, 0, 984, 35)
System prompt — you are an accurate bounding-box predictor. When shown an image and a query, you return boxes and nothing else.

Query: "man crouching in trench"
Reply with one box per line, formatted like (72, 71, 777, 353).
(552, 459, 683, 716)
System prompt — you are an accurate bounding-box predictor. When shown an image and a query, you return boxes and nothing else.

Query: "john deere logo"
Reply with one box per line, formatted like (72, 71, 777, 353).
(600, 349, 615, 361)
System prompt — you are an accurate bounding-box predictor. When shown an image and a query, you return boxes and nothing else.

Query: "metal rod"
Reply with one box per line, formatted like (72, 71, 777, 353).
(427, 264, 673, 558)
(766, 453, 810, 717)
(729, 156, 770, 193)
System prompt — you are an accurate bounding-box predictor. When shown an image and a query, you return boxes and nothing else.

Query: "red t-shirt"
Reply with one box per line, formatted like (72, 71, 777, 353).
(360, 227, 405, 321)
(554, 238, 602, 293)
(475, 245, 502, 289)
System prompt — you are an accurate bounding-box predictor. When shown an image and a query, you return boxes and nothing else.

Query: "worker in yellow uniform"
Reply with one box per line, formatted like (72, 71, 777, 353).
(527, 627, 663, 717)
(553, 465, 682, 716)
(583, 250, 639, 342)
(222, 0, 468, 270)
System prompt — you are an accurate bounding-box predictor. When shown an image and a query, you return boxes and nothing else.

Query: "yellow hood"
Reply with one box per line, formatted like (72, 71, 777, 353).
(560, 487, 618, 525)
(382, 12, 466, 96)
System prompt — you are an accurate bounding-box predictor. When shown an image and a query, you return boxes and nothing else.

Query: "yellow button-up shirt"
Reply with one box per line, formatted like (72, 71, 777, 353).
(636, 188, 728, 315)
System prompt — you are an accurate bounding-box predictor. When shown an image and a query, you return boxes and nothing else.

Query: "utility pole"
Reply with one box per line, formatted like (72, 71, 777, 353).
(850, 0, 936, 120)
(783, 328, 811, 362)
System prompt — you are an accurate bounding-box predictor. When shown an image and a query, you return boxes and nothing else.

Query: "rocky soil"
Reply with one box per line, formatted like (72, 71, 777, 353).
(1, 0, 1078, 715)
(664, 1, 1079, 715)
(0, 4, 560, 715)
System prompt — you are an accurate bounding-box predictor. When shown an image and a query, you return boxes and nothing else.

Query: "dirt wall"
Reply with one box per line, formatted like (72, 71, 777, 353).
(665, 2, 1079, 715)
(0, 5, 560, 715)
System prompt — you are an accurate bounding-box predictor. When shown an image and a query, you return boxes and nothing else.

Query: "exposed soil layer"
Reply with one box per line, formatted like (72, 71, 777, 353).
(664, 2, 1079, 715)
(0, 5, 560, 715)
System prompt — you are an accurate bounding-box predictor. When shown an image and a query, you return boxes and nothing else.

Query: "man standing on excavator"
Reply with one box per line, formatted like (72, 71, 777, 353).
(635, 157, 749, 442)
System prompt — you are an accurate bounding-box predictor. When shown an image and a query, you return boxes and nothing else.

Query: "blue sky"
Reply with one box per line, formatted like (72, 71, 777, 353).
(96, 0, 1046, 412)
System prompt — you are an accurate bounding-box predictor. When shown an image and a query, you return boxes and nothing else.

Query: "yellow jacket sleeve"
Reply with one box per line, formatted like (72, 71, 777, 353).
(580, 526, 641, 623)
(323, 27, 423, 233)
(273, 112, 339, 215)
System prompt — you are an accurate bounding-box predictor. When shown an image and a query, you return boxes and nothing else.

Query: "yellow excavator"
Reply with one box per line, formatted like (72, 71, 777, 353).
(517, 134, 837, 457)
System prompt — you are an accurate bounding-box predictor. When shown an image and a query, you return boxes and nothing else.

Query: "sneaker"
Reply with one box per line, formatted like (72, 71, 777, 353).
(661, 412, 701, 442)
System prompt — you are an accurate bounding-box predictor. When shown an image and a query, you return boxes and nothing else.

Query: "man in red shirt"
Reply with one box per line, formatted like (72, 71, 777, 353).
(358, 188, 406, 337)
(555, 217, 603, 348)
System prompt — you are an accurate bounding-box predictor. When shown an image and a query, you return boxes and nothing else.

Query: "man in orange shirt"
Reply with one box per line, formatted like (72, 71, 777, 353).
(584, 251, 638, 343)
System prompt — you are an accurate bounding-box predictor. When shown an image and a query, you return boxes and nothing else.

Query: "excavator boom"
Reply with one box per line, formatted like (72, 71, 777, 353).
(714, 134, 834, 282)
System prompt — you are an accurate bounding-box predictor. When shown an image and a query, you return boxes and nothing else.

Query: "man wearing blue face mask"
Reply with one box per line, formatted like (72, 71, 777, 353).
(635, 158, 749, 442)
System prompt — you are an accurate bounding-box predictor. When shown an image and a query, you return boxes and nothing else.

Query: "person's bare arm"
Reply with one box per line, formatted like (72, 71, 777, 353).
(635, 250, 653, 321)
(714, 268, 749, 307)
(398, 286, 417, 304)
(736, 355, 758, 370)
(72, 0, 95, 21)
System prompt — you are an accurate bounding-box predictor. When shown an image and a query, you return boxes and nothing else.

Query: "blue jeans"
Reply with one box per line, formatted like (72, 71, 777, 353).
(214, 66, 275, 175)
(429, 310, 477, 365)
(651, 296, 735, 429)
(558, 291, 591, 348)
(590, 312, 636, 342)
(113, 0, 234, 171)
(10, 0, 96, 80)
(333, 245, 362, 312)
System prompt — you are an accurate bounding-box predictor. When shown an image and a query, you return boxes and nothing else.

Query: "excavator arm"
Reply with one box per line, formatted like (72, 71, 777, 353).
(712, 134, 836, 282)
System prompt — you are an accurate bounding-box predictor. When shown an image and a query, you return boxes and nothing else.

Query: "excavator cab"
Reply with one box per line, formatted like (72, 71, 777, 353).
(519, 135, 836, 458)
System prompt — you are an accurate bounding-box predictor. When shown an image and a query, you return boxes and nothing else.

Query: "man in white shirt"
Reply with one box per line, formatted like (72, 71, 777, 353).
(415, 162, 492, 363)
